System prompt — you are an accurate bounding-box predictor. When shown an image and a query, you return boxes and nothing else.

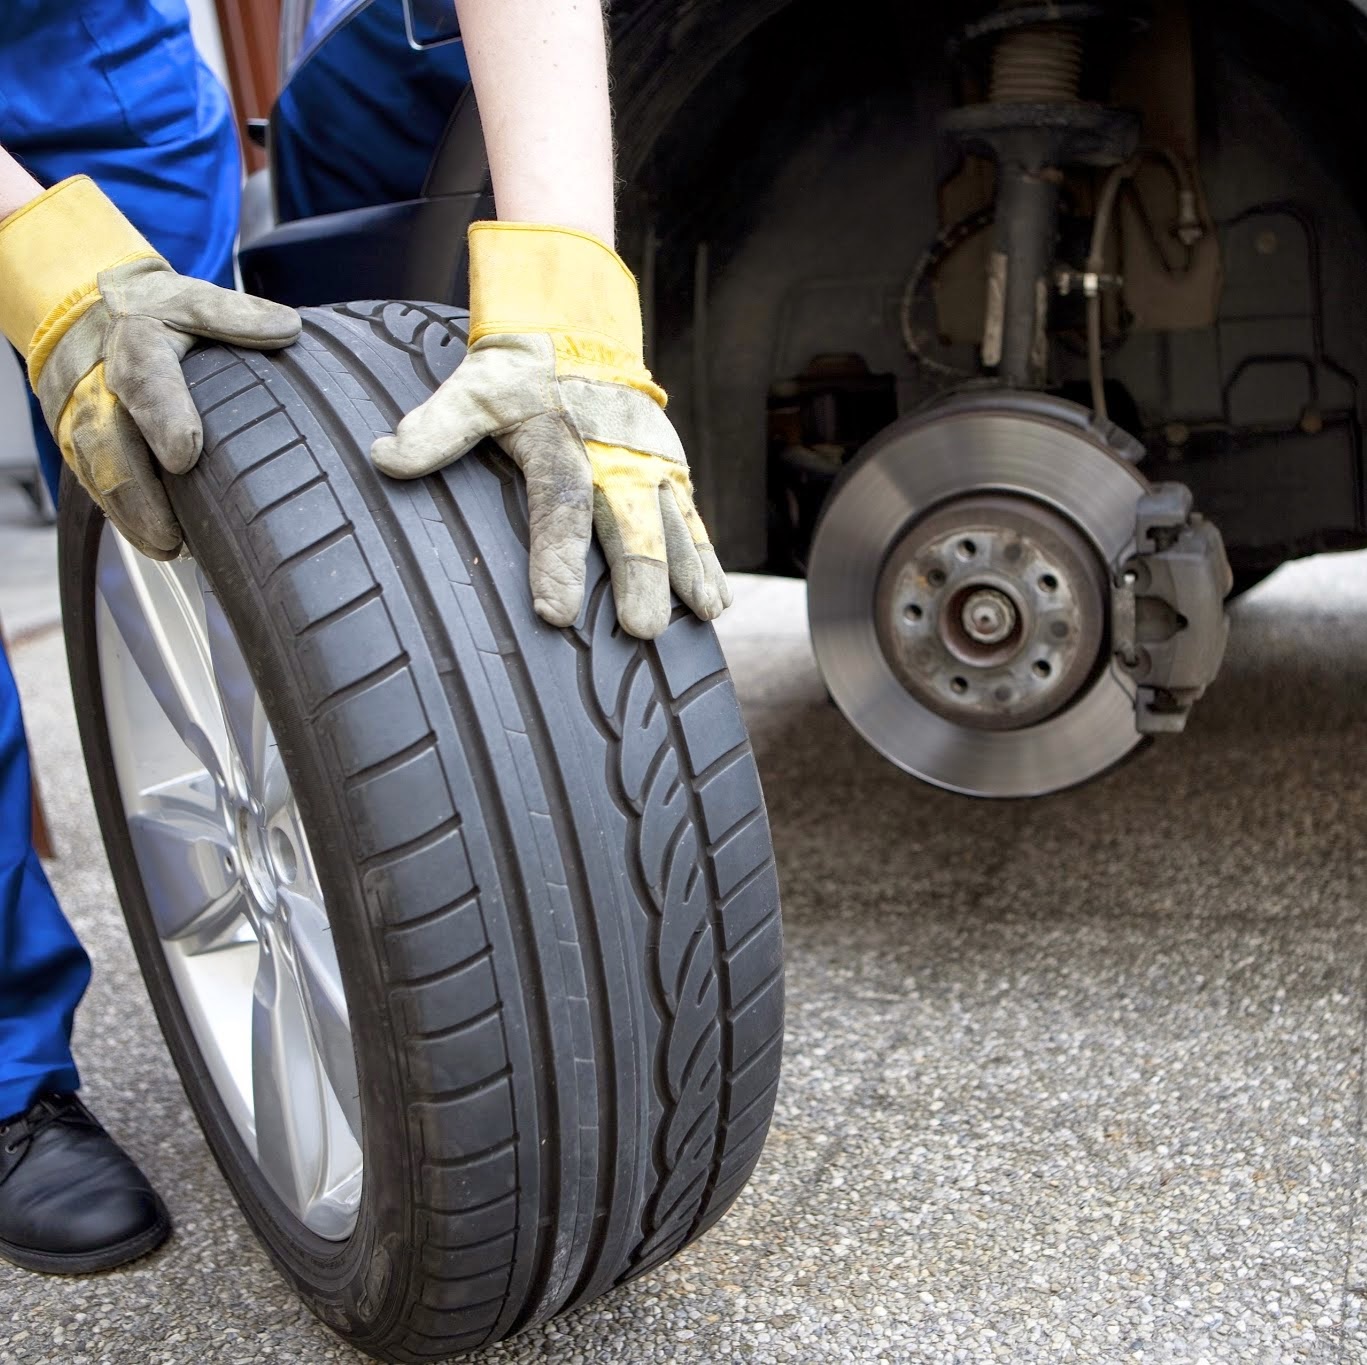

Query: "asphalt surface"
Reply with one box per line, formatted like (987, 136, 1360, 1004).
(3, 479, 1367, 1363)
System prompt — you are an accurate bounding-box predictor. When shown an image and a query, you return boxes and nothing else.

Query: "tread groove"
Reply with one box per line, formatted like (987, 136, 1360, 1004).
(726, 965, 784, 1022)
(665, 667, 732, 714)
(203, 398, 286, 450)
(428, 474, 613, 1320)
(725, 1024, 785, 1088)
(424, 1066, 513, 1105)
(722, 905, 783, 965)
(358, 812, 463, 871)
(423, 1138, 519, 1172)
(720, 855, 779, 913)
(689, 737, 753, 788)
(402, 945, 493, 991)
(243, 472, 327, 527)
(294, 582, 385, 641)
(348, 731, 437, 788)
(708, 805, 767, 858)
(264, 521, 355, 587)
(384, 888, 483, 938)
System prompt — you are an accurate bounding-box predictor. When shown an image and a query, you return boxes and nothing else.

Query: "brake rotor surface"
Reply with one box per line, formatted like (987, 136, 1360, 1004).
(808, 395, 1148, 797)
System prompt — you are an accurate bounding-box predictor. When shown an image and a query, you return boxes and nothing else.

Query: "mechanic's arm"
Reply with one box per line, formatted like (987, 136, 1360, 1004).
(457, 0, 615, 242)
(0, 145, 300, 559)
(371, 0, 731, 639)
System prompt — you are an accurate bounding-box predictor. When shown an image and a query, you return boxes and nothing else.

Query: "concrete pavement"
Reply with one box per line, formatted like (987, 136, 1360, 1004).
(3, 496, 1367, 1362)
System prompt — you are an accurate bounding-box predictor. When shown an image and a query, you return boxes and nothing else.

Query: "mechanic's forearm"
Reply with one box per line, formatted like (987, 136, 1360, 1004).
(453, 0, 616, 244)
(0, 146, 44, 221)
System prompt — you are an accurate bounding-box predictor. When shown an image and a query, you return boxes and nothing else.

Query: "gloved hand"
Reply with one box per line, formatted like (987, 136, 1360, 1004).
(0, 176, 301, 559)
(371, 222, 731, 639)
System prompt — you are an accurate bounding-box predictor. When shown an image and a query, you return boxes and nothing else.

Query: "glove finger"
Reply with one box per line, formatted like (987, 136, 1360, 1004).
(658, 482, 724, 621)
(145, 276, 302, 349)
(700, 543, 734, 611)
(104, 477, 182, 560)
(104, 319, 203, 475)
(594, 484, 671, 640)
(658, 472, 732, 617)
(372, 342, 547, 479)
(503, 413, 594, 628)
(66, 379, 182, 558)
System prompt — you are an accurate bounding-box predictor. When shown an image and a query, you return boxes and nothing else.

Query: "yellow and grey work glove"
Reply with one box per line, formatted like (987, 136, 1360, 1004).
(371, 222, 731, 639)
(0, 175, 302, 559)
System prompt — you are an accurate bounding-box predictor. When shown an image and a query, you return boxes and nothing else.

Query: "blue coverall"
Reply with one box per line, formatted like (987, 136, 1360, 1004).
(0, 0, 239, 1121)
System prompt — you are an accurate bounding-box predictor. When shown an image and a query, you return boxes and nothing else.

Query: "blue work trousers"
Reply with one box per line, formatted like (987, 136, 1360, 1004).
(0, 0, 239, 1120)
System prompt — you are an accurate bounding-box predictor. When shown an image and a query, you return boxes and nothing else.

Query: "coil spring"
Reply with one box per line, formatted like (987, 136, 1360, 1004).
(988, 23, 1084, 103)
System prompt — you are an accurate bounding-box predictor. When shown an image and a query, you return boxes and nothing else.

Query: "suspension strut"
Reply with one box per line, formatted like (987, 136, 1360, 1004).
(942, 2, 1147, 388)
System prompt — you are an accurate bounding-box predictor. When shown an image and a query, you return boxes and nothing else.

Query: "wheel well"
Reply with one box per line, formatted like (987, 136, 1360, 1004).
(608, 0, 1367, 576)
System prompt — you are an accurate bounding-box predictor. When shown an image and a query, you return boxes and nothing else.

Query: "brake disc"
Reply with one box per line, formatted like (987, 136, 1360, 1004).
(807, 392, 1229, 798)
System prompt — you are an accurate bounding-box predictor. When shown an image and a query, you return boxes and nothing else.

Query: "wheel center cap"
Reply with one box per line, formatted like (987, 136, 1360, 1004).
(234, 804, 277, 911)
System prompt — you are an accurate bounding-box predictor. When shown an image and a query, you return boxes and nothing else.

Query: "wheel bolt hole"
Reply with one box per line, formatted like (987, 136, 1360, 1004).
(904, 603, 923, 622)
(956, 539, 977, 560)
(270, 827, 299, 885)
(950, 676, 969, 695)
(927, 567, 947, 588)
(1033, 659, 1053, 679)
(1039, 573, 1059, 592)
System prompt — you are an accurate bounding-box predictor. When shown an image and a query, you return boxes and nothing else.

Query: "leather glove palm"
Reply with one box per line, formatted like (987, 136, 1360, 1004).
(0, 176, 301, 558)
(371, 222, 730, 639)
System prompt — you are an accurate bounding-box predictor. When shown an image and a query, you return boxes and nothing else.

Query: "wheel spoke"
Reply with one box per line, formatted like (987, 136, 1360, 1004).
(260, 743, 292, 823)
(284, 889, 361, 1141)
(127, 802, 254, 949)
(251, 924, 329, 1220)
(97, 536, 226, 778)
(201, 576, 272, 790)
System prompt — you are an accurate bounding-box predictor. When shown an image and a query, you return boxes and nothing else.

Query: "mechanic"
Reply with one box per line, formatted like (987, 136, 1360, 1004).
(0, 0, 725, 1276)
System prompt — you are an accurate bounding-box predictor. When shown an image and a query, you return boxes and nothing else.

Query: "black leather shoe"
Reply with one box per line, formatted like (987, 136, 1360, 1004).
(0, 1093, 170, 1274)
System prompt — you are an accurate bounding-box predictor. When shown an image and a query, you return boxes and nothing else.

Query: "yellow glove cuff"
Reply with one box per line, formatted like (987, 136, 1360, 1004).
(0, 175, 159, 372)
(467, 221, 644, 359)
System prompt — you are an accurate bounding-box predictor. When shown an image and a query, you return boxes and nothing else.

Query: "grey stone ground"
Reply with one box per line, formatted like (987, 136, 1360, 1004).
(2, 475, 1367, 1363)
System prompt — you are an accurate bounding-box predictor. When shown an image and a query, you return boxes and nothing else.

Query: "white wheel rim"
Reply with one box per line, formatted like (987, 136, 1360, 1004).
(94, 525, 362, 1239)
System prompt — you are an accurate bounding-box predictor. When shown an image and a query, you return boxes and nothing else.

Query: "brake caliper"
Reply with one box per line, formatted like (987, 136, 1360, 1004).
(1112, 484, 1233, 734)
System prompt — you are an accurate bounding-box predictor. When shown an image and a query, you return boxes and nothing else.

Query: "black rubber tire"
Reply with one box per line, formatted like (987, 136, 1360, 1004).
(58, 302, 784, 1361)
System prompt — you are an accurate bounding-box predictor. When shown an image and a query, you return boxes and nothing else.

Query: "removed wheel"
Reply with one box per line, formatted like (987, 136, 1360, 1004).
(58, 302, 783, 1360)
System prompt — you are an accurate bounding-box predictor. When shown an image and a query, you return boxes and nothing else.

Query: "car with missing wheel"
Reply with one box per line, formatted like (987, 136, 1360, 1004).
(57, 0, 1367, 1356)
(247, 0, 1366, 804)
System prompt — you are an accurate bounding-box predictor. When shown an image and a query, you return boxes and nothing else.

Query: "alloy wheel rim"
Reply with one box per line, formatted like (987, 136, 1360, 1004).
(93, 525, 362, 1239)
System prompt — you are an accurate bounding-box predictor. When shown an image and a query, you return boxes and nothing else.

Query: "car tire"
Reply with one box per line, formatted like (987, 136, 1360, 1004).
(58, 301, 784, 1361)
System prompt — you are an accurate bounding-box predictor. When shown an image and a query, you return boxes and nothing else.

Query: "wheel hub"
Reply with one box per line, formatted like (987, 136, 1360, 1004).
(875, 493, 1107, 730)
(959, 588, 1016, 646)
